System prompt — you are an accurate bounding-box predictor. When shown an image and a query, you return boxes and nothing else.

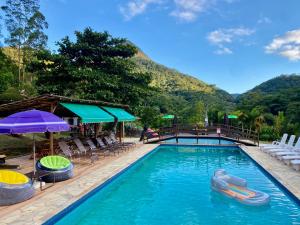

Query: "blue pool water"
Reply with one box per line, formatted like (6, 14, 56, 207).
(51, 146, 300, 225)
(164, 137, 235, 145)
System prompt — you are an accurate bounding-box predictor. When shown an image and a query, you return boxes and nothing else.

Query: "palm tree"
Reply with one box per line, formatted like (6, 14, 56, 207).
(238, 111, 249, 132)
(254, 115, 265, 132)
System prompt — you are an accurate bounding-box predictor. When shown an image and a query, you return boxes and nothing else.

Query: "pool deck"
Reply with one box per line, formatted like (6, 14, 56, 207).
(1, 143, 300, 224)
(0, 143, 159, 225)
(240, 145, 300, 200)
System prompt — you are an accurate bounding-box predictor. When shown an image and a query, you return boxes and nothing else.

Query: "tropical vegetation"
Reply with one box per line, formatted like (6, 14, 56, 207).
(236, 75, 300, 140)
(0, 0, 299, 141)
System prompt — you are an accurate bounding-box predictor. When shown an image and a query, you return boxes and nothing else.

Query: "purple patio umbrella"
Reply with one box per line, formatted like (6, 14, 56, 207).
(0, 109, 70, 175)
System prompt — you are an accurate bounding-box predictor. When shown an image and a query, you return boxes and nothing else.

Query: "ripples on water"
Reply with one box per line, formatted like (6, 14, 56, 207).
(55, 146, 300, 225)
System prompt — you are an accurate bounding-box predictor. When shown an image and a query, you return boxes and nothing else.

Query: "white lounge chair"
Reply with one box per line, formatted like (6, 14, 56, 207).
(266, 135, 296, 155)
(260, 133, 288, 150)
(291, 160, 300, 171)
(282, 155, 300, 165)
(274, 137, 300, 159)
(275, 148, 300, 159)
(263, 134, 292, 151)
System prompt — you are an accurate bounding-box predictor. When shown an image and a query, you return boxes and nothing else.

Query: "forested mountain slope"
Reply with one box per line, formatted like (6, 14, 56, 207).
(132, 50, 235, 112)
(237, 74, 300, 115)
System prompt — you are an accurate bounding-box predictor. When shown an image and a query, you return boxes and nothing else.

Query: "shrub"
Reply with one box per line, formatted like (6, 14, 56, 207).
(259, 125, 279, 141)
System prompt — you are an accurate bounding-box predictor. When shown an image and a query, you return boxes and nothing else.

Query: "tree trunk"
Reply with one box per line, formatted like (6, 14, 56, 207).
(22, 63, 25, 82)
(22, 48, 28, 83)
(18, 44, 21, 84)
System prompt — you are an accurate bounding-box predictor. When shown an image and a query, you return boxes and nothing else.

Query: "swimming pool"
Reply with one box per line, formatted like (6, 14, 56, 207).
(47, 146, 300, 225)
(163, 137, 235, 145)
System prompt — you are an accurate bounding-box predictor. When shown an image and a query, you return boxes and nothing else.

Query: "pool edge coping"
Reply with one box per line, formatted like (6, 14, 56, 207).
(44, 144, 300, 224)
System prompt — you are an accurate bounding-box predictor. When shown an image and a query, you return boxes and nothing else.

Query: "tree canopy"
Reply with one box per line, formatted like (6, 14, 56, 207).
(30, 28, 153, 110)
(1, 0, 48, 82)
(0, 49, 17, 92)
(0, 3, 299, 137)
(236, 74, 300, 139)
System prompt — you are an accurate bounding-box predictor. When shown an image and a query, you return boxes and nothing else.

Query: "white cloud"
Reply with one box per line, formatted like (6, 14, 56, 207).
(207, 28, 255, 44)
(214, 46, 233, 55)
(207, 27, 255, 54)
(257, 16, 272, 24)
(119, 0, 163, 20)
(265, 29, 300, 61)
(170, 0, 212, 22)
(120, 0, 237, 22)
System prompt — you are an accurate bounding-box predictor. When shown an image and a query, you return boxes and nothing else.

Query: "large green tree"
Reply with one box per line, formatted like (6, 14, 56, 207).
(30, 28, 152, 110)
(0, 49, 17, 92)
(1, 0, 48, 83)
(183, 101, 206, 126)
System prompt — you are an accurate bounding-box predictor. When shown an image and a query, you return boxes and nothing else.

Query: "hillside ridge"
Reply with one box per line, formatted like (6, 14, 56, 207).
(237, 74, 300, 115)
(132, 48, 235, 110)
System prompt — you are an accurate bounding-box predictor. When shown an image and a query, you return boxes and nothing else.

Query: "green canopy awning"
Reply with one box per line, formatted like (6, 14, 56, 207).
(60, 103, 115, 123)
(228, 114, 238, 119)
(102, 107, 136, 122)
(162, 114, 175, 119)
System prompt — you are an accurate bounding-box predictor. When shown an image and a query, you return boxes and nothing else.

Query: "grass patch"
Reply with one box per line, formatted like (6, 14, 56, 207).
(0, 133, 71, 158)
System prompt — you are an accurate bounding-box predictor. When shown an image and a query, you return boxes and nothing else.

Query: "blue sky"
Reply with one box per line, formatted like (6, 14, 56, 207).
(33, 0, 300, 93)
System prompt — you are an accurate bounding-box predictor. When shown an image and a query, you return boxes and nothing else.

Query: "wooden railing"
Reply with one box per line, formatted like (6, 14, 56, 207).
(157, 124, 259, 146)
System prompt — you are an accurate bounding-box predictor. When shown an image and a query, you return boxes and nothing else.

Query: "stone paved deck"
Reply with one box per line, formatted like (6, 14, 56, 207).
(240, 145, 300, 199)
(0, 143, 158, 225)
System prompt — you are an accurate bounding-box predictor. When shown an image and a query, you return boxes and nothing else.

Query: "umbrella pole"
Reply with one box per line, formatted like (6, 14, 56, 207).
(50, 132, 54, 155)
(33, 134, 36, 177)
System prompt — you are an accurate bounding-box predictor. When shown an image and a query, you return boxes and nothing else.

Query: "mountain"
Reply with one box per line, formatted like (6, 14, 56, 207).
(244, 74, 300, 94)
(132, 48, 235, 112)
(1, 44, 235, 115)
(231, 93, 240, 99)
(237, 74, 300, 116)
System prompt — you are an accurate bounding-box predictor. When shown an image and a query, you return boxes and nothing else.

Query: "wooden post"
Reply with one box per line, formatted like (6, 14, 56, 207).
(176, 124, 178, 143)
(119, 122, 124, 142)
(94, 124, 97, 138)
(95, 123, 101, 138)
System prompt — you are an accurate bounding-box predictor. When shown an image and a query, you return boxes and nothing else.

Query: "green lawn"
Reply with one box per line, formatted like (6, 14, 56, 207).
(0, 133, 70, 158)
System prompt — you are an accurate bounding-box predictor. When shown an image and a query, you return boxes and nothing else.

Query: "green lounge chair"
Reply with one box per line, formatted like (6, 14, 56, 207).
(36, 155, 74, 183)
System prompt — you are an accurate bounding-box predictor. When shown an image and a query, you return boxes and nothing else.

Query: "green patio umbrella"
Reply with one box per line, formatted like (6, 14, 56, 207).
(162, 114, 175, 120)
(228, 115, 238, 119)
